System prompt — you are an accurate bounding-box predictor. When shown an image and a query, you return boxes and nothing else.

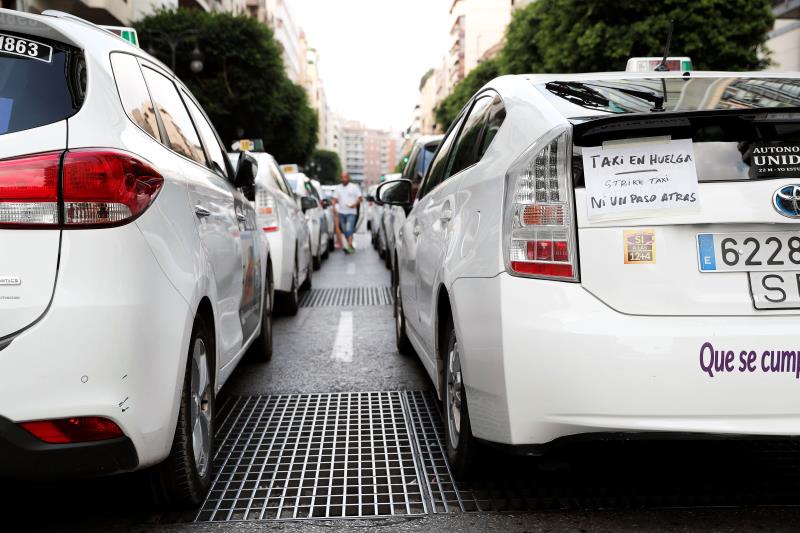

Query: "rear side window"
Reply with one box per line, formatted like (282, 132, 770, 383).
(182, 91, 229, 179)
(141, 66, 205, 165)
(448, 95, 493, 176)
(110, 53, 160, 141)
(0, 33, 84, 135)
(422, 113, 466, 197)
(269, 162, 292, 196)
(477, 96, 506, 159)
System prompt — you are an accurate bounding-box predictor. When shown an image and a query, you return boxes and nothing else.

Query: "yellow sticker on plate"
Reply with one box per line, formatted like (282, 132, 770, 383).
(624, 230, 656, 264)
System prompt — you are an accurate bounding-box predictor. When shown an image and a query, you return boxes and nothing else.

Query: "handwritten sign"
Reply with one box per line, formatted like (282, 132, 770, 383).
(582, 138, 700, 221)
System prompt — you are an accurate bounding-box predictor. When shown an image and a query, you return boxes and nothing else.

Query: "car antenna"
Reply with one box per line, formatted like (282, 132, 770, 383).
(650, 19, 674, 112)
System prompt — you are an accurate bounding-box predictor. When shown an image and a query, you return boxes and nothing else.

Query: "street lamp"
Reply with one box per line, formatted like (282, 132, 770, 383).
(143, 29, 202, 73)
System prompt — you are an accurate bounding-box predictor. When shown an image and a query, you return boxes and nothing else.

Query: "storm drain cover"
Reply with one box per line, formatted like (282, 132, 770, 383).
(196, 392, 426, 522)
(299, 287, 392, 308)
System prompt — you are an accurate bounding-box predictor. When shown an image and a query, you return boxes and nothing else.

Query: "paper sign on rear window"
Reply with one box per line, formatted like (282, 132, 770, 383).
(582, 138, 700, 221)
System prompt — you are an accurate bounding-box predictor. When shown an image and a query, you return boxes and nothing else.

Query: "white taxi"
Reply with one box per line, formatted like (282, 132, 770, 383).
(378, 69, 800, 476)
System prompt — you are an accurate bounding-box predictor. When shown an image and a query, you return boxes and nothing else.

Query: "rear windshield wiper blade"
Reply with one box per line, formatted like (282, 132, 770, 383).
(589, 84, 666, 112)
(545, 81, 611, 109)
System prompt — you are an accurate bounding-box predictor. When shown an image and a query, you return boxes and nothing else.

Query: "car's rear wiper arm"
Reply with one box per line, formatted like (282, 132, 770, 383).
(545, 81, 611, 109)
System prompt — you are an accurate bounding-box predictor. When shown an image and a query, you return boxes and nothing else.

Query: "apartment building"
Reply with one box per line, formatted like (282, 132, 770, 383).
(340, 121, 401, 186)
(768, 0, 800, 71)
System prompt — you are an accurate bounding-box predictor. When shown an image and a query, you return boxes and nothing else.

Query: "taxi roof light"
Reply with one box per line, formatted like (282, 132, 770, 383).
(626, 57, 692, 73)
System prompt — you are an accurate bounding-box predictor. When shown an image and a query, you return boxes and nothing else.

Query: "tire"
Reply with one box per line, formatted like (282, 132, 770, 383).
(313, 235, 322, 271)
(280, 258, 300, 316)
(301, 240, 313, 290)
(249, 263, 273, 362)
(443, 319, 481, 479)
(384, 245, 392, 270)
(150, 317, 215, 508)
(393, 266, 413, 355)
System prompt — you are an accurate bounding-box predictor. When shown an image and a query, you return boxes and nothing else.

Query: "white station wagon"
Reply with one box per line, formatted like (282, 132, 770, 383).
(378, 70, 800, 476)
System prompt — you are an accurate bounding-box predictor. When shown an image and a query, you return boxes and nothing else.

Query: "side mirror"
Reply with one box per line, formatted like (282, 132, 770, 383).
(375, 179, 412, 207)
(300, 196, 318, 213)
(320, 198, 331, 209)
(364, 195, 374, 202)
(234, 152, 258, 200)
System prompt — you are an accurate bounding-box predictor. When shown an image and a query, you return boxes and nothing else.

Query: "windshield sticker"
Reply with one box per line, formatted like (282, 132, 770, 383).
(624, 230, 655, 264)
(748, 143, 800, 179)
(0, 98, 11, 134)
(0, 33, 53, 63)
(582, 138, 700, 221)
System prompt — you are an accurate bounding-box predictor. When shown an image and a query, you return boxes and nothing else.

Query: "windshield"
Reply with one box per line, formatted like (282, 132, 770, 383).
(538, 77, 800, 117)
(0, 34, 83, 134)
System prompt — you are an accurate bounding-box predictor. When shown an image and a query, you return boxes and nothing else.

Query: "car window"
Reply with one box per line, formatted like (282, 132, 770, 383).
(110, 54, 160, 142)
(477, 95, 506, 159)
(181, 90, 229, 179)
(141, 66, 205, 165)
(0, 36, 82, 135)
(448, 95, 493, 177)
(419, 113, 466, 198)
(402, 145, 420, 181)
(268, 160, 292, 196)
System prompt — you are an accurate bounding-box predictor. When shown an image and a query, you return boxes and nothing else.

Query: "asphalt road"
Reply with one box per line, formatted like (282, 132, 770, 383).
(5, 231, 800, 532)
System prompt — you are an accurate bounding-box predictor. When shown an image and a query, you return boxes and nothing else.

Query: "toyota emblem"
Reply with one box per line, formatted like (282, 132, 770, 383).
(773, 185, 800, 218)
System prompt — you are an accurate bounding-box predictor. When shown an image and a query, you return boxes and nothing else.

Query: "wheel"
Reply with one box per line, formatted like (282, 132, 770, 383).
(248, 263, 273, 362)
(150, 317, 215, 508)
(313, 235, 322, 270)
(443, 319, 480, 479)
(393, 267, 413, 355)
(280, 257, 300, 316)
(384, 245, 392, 270)
(301, 240, 313, 290)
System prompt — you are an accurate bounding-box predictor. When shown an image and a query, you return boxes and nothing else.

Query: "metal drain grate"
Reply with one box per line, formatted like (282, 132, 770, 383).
(196, 392, 426, 522)
(299, 287, 392, 307)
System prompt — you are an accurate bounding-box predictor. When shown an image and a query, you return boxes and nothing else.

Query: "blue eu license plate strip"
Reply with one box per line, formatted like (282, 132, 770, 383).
(697, 233, 717, 271)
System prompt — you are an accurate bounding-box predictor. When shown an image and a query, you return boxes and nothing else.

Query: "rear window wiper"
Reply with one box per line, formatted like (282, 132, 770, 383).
(589, 83, 666, 112)
(545, 81, 611, 109)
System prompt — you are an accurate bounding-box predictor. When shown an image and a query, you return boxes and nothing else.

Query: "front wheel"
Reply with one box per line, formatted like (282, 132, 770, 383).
(443, 320, 480, 479)
(393, 267, 413, 355)
(150, 317, 215, 508)
(313, 234, 322, 270)
(301, 239, 313, 290)
(279, 258, 300, 316)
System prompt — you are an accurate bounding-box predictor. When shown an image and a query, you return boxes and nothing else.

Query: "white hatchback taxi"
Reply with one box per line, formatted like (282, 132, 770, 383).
(378, 69, 800, 477)
(0, 10, 272, 506)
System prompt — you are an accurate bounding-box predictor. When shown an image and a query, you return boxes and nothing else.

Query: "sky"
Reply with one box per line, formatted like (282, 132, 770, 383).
(291, 0, 451, 132)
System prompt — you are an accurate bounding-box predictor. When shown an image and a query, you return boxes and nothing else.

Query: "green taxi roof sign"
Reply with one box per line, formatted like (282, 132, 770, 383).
(100, 26, 139, 47)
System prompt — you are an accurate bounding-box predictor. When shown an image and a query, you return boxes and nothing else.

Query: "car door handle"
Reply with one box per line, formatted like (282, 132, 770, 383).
(440, 209, 453, 223)
(194, 205, 211, 218)
(237, 213, 247, 222)
(413, 224, 421, 237)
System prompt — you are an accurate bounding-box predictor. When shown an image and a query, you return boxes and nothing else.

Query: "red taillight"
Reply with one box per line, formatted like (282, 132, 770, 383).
(19, 417, 124, 444)
(63, 149, 163, 227)
(0, 149, 163, 228)
(504, 126, 579, 281)
(0, 151, 61, 227)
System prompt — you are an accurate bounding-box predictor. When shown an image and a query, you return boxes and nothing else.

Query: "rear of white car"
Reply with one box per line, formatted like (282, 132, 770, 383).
(388, 72, 800, 474)
(0, 10, 270, 505)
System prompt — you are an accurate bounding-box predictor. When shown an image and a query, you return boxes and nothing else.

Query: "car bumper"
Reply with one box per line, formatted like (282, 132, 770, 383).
(0, 415, 138, 478)
(451, 273, 800, 447)
(0, 225, 192, 472)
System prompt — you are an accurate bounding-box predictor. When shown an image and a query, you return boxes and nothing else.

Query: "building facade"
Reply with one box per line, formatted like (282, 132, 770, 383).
(340, 121, 401, 186)
(768, 1, 800, 71)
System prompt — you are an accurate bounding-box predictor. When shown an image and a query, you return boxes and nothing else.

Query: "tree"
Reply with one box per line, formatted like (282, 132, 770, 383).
(305, 150, 342, 185)
(435, 58, 500, 130)
(499, 0, 774, 75)
(135, 9, 318, 164)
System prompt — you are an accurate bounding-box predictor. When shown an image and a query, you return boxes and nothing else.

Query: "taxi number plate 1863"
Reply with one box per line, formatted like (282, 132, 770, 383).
(0, 33, 52, 63)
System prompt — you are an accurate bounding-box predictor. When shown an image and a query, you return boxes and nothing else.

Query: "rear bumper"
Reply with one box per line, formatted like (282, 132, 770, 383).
(451, 273, 800, 446)
(0, 416, 138, 478)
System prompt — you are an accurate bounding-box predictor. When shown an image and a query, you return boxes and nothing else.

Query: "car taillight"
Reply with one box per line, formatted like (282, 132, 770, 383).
(19, 416, 124, 443)
(503, 125, 579, 281)
(0, 149, 163, 229)
(63, 149, 163, 227)
(257, 188, 279, 232)
(0, 151, 62, 228)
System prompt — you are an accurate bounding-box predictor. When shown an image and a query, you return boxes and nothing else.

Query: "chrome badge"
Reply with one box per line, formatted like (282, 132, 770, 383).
(0, 276, 21, 286)
(774, 185, 800, 219)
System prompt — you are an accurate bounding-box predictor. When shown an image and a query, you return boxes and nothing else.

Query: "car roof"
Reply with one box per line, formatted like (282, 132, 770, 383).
(521, 70, 800, 84)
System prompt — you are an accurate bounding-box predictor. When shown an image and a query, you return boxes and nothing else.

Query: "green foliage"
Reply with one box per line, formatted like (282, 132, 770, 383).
(135, 8, 318, 164)
(305, 150, 342, 185)
(499, 0, 775, 74)
(436, 0, 775, 130)
(435, 58, 500, 131)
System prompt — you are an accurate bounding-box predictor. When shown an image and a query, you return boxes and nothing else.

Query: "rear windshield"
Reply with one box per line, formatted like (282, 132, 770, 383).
(0, 33, 84, 135)
(539, 77, 800, 117)
(572, 112, 800, 185)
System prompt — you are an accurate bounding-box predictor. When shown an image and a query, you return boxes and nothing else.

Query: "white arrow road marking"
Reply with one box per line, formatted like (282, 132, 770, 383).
(330, 311, 354, 363)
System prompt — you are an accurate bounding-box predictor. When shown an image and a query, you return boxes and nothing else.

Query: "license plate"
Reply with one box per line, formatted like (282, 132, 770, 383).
(697, 232, 800, 272)
(0, 33, 52, 63)
(749, 272, 800, 309)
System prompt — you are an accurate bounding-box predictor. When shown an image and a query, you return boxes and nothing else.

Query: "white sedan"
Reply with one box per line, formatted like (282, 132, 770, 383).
(0, 10, 272, 507)
(378, 69, 800, 477)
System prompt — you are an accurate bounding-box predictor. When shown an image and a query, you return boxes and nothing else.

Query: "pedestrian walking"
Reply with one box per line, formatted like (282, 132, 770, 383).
(332, 172, 362, 254)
